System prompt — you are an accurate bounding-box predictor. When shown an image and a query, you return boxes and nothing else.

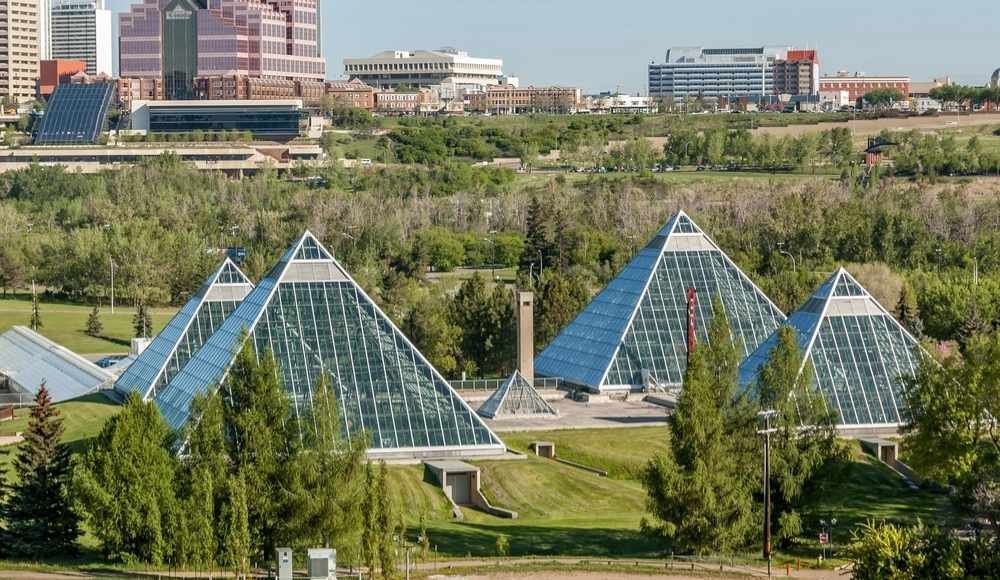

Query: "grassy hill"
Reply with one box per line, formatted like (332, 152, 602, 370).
(392, 427, 958, 560)
(0, 297, 176, 355)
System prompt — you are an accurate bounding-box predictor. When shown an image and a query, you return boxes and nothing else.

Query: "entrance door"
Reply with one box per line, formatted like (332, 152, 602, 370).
(449, 473, 471, 505)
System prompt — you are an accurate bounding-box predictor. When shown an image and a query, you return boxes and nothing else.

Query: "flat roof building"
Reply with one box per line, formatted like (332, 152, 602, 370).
(343, 48, 503, 91)
(50, 0, 112, 76)
(535, 211, 786, 393)
(130, 99, 307, 139)
(819, 72, 911, 103)
(0, 0, 41, 102)
(149, 232, 506, 460)
(649, 46, 793, 100)
(0, 326, 112, 404)
(739, 268, 924, 431)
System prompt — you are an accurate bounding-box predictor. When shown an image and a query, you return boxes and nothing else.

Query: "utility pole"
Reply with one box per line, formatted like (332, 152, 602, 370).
(109, 257, 116, 314)
(757, 409, 778, 578)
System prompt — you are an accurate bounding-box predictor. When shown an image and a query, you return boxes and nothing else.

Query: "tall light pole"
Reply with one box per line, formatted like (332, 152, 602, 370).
(109, 257, 116, 314)
(757, 409, 778, 578)
(777, 242, 797, 272)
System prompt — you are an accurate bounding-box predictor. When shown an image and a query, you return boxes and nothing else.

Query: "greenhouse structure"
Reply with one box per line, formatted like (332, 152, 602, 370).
(150, 232, 505, 459)
(477, 371, 558, 419)
(739, 268, 924, 429)
(534, 210, 786, 393)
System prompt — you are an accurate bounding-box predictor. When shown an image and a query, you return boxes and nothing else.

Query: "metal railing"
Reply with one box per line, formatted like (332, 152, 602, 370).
(450, 377, 564, 391)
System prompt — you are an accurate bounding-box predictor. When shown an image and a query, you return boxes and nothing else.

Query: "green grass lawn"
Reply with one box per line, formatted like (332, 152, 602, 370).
(390, 428, 957, 560)
(0, 393, 121, 476)
(501, 426, 668, 480)
(0, 297, 176, 355)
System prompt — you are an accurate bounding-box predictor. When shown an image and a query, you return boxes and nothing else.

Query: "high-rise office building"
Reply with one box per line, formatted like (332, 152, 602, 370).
(51, 0, 112, 76)
(38, 0, 50, 59)
(119, 0, 325, 100)
(0, 0, 40, 102)
(648, 46, 819, 101)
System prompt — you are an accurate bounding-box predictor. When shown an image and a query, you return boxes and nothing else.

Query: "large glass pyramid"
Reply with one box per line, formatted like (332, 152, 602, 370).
(535, 210, 786, 392)
(477, 371, 558, 419)
(153, 232, 505, 458)
(114, 258, 254, 400)
(739, 268, 923, 428)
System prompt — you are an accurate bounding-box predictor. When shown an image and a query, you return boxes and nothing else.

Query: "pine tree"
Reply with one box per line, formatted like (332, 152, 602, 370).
(29, 291, 41, 330)
(85, 304, 103, 338)
(133, 299, 152, 338)
(535, 271, 590, 351)
(895, 283, 923, 339)
(221, 473, 251, 577)
(756, 326, 840, 545)
(642, 299, 755, 554)
(519, 196, 553, 273)
(376, 461, 397, 579)
(0, 383, 80, 557)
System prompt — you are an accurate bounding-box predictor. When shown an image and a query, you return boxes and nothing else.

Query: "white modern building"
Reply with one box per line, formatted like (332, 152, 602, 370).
(38, 0, 51, 59)
(344, 48, 504, 91)
(50, 0, 112, 76)
(648, 46, 790, 100)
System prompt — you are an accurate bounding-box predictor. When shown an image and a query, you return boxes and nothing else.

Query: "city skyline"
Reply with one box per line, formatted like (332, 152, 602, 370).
(100, 0, 999, 92)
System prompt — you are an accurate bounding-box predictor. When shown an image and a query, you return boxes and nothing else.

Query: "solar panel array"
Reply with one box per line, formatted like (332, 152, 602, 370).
(35, 83, 114, 145)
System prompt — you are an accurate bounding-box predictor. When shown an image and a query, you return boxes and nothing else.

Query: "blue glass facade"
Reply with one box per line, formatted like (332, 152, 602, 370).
(535, 211, 785, 392)
(114, 259, 253, 400)
(153, 232, 504, 457)
(739, 269, 923, 427)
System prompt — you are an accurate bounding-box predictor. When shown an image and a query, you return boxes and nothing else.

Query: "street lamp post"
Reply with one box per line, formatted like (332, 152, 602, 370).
(109, 257, 116, 314)
(777, 242, 797, 273)
(757, 409, 778, 578)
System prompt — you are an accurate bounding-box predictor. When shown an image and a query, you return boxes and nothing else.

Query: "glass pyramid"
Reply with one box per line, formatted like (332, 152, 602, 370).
(535, 211, 786, 392)
(114, 258, 253, 400)
(739, 268, 923, 427)
(477, 371, 558, 419)
(153, 232, 505, 458)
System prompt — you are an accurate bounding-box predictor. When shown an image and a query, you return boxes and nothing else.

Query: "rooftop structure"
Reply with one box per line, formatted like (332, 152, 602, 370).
(34, 82, 114, 144)
(535, 211, 785, 393)
(129, 99, 306, 139)
(477, 371, 558, 419)
(343, 48, 503, 91)
(113, 258, 253, 401)
(119, 0, 324, 100)
(0, 326, 112, 403)
(151, 232, 505, 459)
(739, 268, 923, 429)
(648, 46, 792, 100)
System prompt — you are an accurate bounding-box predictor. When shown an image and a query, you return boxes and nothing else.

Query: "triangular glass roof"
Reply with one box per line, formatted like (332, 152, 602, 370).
(114, 258, 253, 400)
(153, 232, 504, 457)
(535, 210, 786, 392)
(739, 268, 924, 427)
(477, 371, 558, 419)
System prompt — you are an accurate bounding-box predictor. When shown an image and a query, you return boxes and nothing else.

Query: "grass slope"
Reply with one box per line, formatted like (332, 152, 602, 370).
(393, 428, 957, 560)
(0, 297, 176, 355)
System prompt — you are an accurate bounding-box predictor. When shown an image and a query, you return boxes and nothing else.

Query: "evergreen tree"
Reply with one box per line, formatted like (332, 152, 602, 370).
(133, 299, 152, 338)
(85, 304, 103, 338)
(519, 196, 554, 274)
(176, 393, 228, 568)
(29, 291, 41, 330)
(756, 326, 840, 544)
(361, 461, 379, 576)
(376, 461, 397, 579)
(0, 383, 80, 557)
(222, 340, 292, 562)
(642, 299, 755, 554)
(895, 282, 923, 339)
(535, 271, 590, 351)
(451, 274, 515, 376)
(72, 394, 179, 564)
(958, 298, 991, 352)
(220, 473, 251, 576)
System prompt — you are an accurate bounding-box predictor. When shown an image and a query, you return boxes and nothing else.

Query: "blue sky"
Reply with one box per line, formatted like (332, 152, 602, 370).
(108, 0, 999, 93)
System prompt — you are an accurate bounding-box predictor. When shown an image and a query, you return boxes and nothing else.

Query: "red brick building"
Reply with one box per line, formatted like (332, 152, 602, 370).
(38, 60, 87, 98)
(819, 72, 911, 102)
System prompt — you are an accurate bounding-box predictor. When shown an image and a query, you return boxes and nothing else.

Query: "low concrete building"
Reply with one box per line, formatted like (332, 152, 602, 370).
(344, 48, 503, 91)
(130, 99, 306, 139)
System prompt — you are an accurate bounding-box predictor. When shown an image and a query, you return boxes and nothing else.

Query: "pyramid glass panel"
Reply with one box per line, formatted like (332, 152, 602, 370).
(114, 259, 253, 400)
(739, 269, 923, 427)
(478, 372, 558, 419)
(154, 232, 504, 457)
(535, 211, 785, 392)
